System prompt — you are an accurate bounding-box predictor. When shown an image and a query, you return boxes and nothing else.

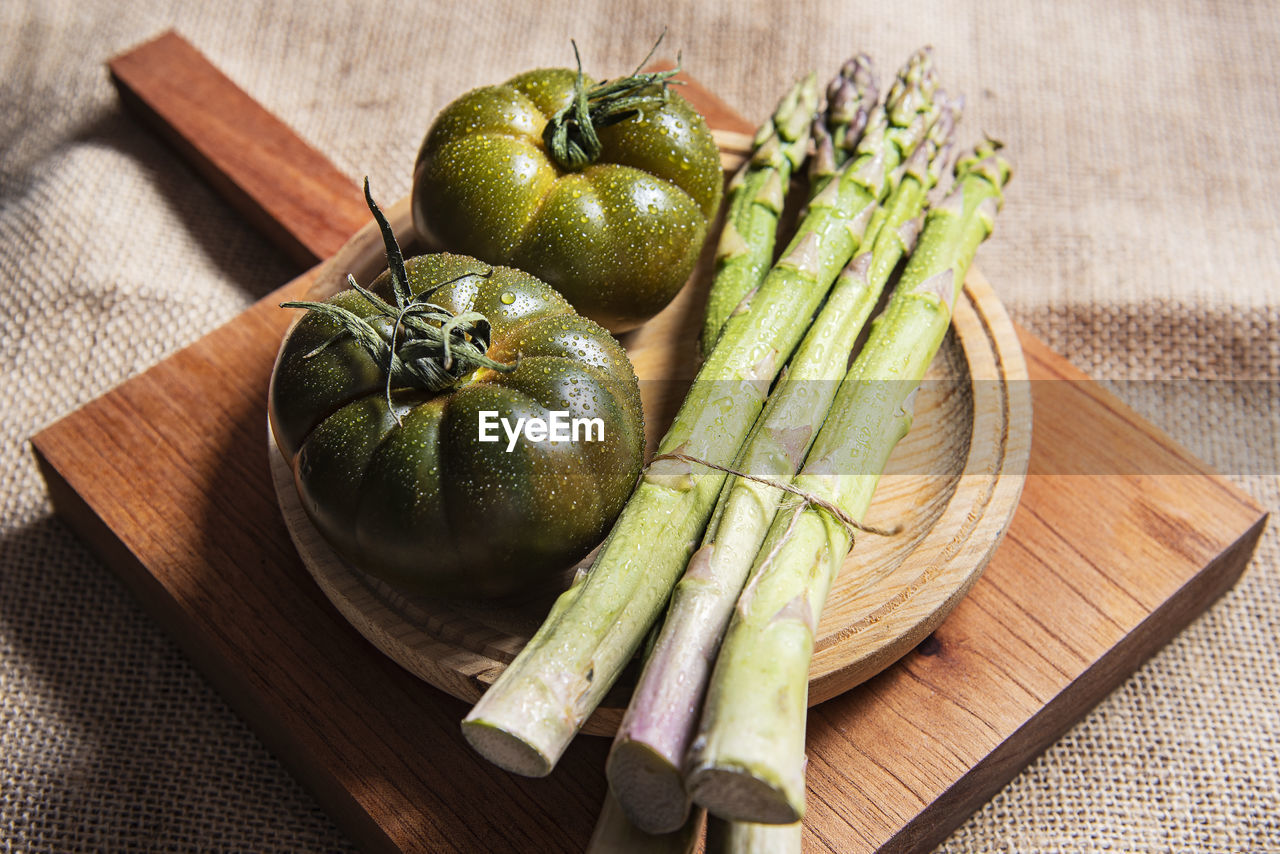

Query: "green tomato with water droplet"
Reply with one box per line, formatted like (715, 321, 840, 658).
(270, 253, 645, 598)
(413, 61, 722, 332)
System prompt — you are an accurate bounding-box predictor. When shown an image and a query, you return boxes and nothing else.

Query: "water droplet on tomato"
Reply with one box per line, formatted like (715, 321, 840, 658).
(500, 292, 515, 305)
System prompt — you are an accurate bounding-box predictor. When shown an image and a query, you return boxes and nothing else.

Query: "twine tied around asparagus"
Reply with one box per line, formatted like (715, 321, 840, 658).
(647, 452, 901, 540)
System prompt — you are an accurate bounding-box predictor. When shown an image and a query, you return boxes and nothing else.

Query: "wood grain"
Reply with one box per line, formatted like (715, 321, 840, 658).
(32, 31, 1268, 854)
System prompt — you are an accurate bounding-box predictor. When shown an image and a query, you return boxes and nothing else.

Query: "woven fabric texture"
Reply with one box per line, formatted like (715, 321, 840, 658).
(2, 0, 1277, 851)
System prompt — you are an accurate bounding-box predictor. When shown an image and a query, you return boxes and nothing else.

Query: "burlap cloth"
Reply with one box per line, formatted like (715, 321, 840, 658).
(2, 1, 1277, 850)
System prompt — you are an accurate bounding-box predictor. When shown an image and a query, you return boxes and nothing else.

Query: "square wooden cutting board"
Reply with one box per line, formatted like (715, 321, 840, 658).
(31, 32, 1267, 853)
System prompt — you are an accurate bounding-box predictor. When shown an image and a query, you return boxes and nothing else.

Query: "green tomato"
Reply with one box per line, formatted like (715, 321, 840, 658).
(269, 252, 645, 598)
(413, 66, 723, 332)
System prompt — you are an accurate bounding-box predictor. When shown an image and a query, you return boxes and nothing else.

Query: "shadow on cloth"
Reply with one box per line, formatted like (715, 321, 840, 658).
(0, 513, 351, 850)
(8, 105, 297, 304)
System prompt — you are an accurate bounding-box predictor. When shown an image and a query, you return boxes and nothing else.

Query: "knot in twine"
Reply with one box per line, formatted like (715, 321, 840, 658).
(648, 452, 901, 540)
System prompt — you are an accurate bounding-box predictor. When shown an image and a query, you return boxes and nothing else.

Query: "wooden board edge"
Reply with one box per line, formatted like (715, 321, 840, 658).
(1014, 326, 1266, 502)
(28, 438, 401, 854)
(876, 506, 1269, 854)
(107, 30, 367, 266)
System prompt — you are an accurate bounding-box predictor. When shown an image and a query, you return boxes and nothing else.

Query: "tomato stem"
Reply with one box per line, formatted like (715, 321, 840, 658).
(281, 181, 516, 426)
(543, 35, 682, 171)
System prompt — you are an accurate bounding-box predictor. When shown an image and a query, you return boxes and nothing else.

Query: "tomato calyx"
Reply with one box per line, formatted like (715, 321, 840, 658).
(281, 180, 516, 425)
(542, 35, 683, 172)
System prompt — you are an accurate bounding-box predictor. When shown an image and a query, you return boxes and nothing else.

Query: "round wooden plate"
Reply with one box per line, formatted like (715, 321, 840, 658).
(269, 189, 1032, 736)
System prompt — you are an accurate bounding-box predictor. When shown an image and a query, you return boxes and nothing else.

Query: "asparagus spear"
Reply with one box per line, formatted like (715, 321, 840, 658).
(699, 72, 822, 358)
(704, 57, 880, 359)
(706, 817, 801, 854)
(809, 54, 878, 197)
(586, 791, 703, 854)
(685, 140, 1012, 824)
(462, 49, 939, 778)
(605, 91, 959, 835)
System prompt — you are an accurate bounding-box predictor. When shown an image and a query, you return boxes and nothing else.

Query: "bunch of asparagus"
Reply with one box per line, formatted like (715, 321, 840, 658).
(465, 46, 1011, 849)
(608, 71, 964, 836)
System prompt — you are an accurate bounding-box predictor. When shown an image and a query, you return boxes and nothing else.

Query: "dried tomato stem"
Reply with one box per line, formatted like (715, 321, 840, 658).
(542, 36, 681, 171)
(281, 181, 515, 425)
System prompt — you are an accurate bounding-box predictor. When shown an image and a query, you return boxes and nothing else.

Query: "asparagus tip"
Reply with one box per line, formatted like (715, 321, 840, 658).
(886, 46, 939, 126)
(810, 51, 879, 186)
(957, 136, 1013, 189)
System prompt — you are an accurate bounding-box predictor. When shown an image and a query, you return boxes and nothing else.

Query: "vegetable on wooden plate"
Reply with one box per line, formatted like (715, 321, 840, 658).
(413, 39, 724, 332)
(462, 48, 940, 779)
(459, 44, 1013, 842)
(608, 62, 962, 835)
(686, 139, 1012, 825)
(269, 184, 645, 598)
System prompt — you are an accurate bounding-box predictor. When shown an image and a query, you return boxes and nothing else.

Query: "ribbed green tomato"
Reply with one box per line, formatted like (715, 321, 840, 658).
(413, 66, 723, 332)
(269, 252, 645, 598)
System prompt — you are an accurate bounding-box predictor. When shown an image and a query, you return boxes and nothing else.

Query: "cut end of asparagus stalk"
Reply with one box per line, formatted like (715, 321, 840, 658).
(460, 717, 553, 777)
(686, 765, 801, 825)
(706, 816, 803, 854)
(588, 790, 705, 854)
(607, 739, 691, 834)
